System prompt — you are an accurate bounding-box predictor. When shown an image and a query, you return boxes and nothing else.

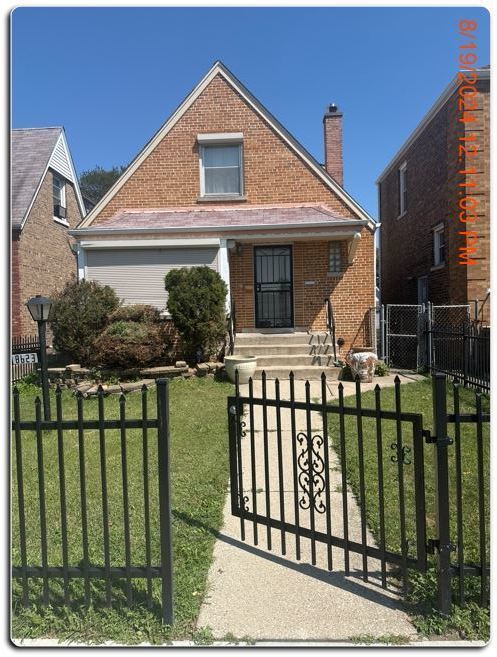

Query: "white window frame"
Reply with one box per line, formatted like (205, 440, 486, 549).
(433, 223, 446, 267)
(198, 133, 244, 198)
(328, 241, 342, 276)
(398, 161, 407, 217)
(417, 275, 428, 304)
(53, 174, 68, 224)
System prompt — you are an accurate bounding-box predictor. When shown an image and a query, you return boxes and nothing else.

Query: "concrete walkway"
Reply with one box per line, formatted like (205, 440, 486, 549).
(198, 372, 424, 641)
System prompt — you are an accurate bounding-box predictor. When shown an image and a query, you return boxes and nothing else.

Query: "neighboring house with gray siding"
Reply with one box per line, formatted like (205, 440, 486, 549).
(11, 127, 86, 337)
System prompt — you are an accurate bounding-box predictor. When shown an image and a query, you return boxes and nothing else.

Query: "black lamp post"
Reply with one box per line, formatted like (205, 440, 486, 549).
(27, 295, 53, 421)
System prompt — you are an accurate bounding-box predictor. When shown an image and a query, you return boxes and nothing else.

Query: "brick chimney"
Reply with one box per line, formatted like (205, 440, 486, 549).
(323, 104, 343, 186)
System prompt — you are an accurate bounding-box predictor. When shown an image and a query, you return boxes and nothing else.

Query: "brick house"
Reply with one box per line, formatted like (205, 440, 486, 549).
(72, 62, 377, 371)
(378, 67, 490, 323)
(11, 127, 86, 337)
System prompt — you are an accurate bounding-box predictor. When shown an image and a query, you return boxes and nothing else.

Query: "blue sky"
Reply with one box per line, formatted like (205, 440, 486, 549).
(12, 6, 490, 217)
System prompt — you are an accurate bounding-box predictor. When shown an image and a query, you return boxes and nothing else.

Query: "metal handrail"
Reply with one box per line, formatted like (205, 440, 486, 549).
(228, 298, 236, 356)
(324, 297, 337, 363)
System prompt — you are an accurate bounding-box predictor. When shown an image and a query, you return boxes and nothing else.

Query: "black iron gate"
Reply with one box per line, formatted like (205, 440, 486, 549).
(228, 371, 489, 615)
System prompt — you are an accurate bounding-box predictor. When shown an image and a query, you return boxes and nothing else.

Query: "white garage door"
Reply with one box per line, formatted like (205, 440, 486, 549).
(85, 247, 219, 310)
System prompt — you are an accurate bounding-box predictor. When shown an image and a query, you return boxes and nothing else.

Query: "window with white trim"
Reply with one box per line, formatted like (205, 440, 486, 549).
(199, 136, 243, 197)
(433, 224, 446, 266)
(398, 162, 407, 216)
(53, 174, 67, 220)
(329, 241, 342, 275)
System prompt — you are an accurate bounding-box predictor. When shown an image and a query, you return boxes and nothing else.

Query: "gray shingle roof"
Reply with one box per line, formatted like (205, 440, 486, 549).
(11, 127, 62, 230)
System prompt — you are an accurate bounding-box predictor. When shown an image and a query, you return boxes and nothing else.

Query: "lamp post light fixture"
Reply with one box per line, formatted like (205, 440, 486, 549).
(26, 295, 53, 421)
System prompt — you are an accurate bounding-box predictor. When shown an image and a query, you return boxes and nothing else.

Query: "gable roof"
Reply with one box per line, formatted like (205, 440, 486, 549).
(78, 61, 376, 230)
(11, 127, 86, 231)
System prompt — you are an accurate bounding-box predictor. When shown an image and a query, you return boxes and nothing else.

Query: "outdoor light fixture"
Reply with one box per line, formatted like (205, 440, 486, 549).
(27, 295, 53, 323)
(26, 295, 53, 420)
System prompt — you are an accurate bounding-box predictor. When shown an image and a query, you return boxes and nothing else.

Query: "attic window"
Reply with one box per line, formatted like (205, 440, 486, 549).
(198, 133, 244, 198)
(53, 174, 67, 220)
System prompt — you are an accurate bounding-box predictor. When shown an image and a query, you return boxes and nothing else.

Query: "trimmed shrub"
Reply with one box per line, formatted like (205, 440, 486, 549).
(375, 360, 390, 377)
(91, 320, 169, 369)
(165, 266, 227, 362)
(108, 304, 161, 324)
(50, 278, 120, 364)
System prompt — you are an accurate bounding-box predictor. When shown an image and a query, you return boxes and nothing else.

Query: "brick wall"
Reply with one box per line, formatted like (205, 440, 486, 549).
(323, 108, 343, 185)
(93, 74, 354, 222)
(459, 77, 490, 322)
(380, 76, 490, 322)
(11, 234, 21, 335)
(13, 169, 83, 337)
(229, 228, 374, 354)
(380, 98, 450, 305)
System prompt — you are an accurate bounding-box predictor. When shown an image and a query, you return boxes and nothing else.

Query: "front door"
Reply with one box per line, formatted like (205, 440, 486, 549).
(254, 246, 293, 328)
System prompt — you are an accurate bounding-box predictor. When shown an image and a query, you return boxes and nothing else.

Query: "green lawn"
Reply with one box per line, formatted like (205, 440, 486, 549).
(328, 377, 490, 641)
(12, 377, 233, 644)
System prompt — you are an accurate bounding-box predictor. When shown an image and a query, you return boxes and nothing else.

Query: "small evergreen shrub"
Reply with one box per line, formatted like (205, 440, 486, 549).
(165, 266, 227, 362)
(108, 304, 161, 324)
(50, 278, 120, 364)
(90, 304, 169, 369)
(375, 360, 390, 377)
(91, 320, 168, 368)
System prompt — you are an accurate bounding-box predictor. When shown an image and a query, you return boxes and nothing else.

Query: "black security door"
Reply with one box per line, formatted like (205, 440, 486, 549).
(254, 246, 293, 328)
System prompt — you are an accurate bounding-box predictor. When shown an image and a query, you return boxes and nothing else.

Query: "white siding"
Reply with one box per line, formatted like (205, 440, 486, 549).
(85, 247, 219, 310)
(48, 134, 74, 182)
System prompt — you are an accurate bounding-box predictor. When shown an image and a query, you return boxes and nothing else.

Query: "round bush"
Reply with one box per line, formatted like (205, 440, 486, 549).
(108, 304, 161, 324)
(165, 266, 227, 362)
(50, 278, 120, 364)
(91, 321, 168, 369)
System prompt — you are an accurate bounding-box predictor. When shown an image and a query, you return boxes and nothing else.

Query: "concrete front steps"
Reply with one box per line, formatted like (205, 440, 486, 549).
(234, 331, 341, 381)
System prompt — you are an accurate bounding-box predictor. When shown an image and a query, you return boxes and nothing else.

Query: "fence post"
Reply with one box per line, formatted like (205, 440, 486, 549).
(432, 373, 452, 616)
(462, 321, 469, 388)
(379, 305, 385, 361)
(156, 378, 174, 625)
(383, 305, 389, 365)
(227, 397, 240, 515)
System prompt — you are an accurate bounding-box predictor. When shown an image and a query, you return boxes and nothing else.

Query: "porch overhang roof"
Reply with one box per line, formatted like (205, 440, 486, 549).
(69, 204, 369, 238)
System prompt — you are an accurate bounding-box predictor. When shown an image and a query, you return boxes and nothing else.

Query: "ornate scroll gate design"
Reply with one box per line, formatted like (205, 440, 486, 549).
(227, 372, 490, 616)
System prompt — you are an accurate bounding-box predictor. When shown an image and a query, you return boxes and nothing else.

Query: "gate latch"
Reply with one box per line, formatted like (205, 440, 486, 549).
(426, 539, 457, 554)
(423, 430, 453, 447)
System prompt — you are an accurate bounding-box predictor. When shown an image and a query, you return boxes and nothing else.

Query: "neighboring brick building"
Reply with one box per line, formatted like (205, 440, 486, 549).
(11, 128, 86, 337)
(378, 67, 490, 323)
(72, 61, 377, 361)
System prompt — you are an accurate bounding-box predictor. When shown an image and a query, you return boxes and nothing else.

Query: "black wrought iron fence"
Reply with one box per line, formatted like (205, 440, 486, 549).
(430, 375, 490, 610)
(11, 379, 174, 624)
(11, 335, 40, 383)
(427, 322, 490, 391)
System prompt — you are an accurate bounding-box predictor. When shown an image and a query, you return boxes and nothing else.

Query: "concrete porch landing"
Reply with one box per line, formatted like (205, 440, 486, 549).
(197, 372, 424, 641)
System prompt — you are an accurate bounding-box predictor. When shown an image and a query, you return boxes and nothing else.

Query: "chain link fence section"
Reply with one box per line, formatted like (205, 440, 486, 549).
(385, 304, 423, 370)
(431, 304, 471, 328)
(427, 304, 472, 383)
